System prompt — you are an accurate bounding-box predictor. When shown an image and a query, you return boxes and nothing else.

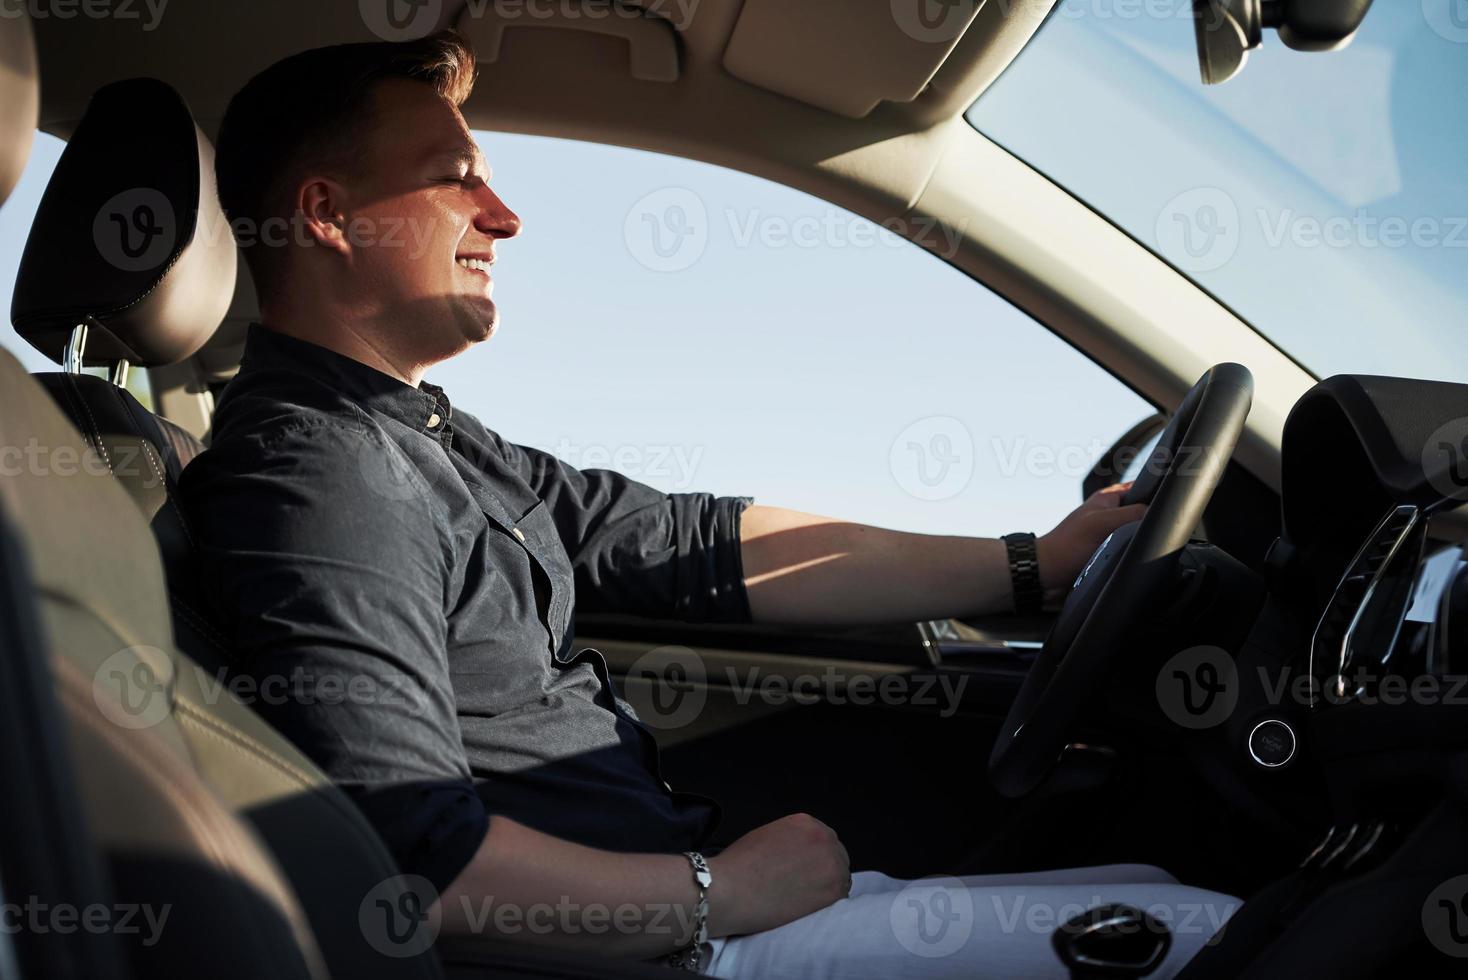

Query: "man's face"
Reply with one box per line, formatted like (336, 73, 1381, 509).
(336, 78, 520, 361)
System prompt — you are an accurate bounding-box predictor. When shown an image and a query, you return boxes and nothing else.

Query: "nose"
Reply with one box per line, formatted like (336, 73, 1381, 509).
(472, 183, 522, 240)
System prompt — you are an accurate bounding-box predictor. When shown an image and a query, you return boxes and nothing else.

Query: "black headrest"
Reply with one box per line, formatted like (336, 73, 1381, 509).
(0, 8, 38, 205)
(10, 77, 236, 367)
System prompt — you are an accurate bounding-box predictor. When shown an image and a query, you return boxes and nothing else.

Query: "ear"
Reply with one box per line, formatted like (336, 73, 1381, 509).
(297, 177, 351, 255)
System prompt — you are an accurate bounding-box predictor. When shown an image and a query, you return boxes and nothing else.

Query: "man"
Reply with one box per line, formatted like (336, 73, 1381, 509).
(184, 32, 1236, 977)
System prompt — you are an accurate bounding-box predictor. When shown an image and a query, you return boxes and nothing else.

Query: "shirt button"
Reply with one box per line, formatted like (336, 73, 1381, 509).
(512, 527, 526, 542)
(426, 413, 442, 429)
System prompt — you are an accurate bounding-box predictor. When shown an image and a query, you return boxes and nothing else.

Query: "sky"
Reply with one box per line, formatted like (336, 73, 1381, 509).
(969, 0, 1468, 384)
(0, 129, 1153, 539)
(22, 2, 1461, 538)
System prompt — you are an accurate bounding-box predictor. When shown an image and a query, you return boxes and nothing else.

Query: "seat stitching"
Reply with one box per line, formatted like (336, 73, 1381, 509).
(55, 673, 328, 980)
(59, 374, 113, 471)
(172, 701, 403, 872)
(113, 383, 198, 549)
(174, 698, 320, 788)
(170, 594, 232, 653)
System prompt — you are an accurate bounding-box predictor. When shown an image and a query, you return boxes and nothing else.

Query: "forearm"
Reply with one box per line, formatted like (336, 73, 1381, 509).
(437, 817, 730, 958)
(739, 505, 1022, 624)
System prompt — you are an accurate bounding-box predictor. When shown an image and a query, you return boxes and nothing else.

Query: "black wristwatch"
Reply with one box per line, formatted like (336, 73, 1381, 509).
(1002, 532, 1043, 616)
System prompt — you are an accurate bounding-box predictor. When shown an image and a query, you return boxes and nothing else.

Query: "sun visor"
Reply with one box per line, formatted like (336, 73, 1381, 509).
(722, 0, 987, 118)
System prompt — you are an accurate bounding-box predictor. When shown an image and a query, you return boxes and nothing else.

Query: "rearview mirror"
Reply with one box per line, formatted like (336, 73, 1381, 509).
(1193, 0, 1376, 85)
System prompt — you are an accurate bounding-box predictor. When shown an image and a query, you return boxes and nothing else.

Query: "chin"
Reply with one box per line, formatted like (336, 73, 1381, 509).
(453, 298, 499, 344)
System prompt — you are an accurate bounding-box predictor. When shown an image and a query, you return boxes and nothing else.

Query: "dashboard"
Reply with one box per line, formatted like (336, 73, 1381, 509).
(1278, 374, 1468, 709)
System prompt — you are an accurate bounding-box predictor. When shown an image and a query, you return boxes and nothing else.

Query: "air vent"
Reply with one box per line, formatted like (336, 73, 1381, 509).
(1308, 504, 1424, 706)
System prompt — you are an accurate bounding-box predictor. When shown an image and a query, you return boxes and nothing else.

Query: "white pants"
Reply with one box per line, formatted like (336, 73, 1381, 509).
(702, 864, 1239, 980)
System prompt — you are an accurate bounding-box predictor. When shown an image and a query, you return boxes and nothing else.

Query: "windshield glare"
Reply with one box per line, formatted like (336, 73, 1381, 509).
(967, 1, 1468, 384)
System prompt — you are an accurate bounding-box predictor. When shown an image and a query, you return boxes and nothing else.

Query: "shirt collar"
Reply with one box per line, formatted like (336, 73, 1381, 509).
(238, 323, 452, 438)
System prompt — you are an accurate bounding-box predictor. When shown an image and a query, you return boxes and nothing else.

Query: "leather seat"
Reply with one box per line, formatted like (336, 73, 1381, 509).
(3, 54, 444, 980)
(9, 75, 232, 674)
(3, 55, 678, 980)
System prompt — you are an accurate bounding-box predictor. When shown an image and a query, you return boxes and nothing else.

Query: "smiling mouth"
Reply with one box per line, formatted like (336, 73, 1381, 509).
(456, 257, 492, 275)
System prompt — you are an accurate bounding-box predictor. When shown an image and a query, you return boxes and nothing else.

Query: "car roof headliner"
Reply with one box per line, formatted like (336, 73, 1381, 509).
(30, 0, 1053, 214)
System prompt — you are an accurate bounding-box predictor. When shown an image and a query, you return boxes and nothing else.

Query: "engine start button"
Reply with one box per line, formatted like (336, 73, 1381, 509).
(1248, 719, 1297, 768)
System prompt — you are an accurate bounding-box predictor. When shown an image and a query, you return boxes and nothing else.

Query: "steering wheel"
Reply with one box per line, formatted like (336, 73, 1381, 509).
(988, 363, 1254, 797)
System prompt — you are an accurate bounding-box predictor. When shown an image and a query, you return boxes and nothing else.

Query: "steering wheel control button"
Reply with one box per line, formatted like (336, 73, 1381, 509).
(1156, 646, 1239, 730)
(1247, 719, 1297, 768)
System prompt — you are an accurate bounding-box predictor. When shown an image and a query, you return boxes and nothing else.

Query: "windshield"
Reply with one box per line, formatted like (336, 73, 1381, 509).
(967, 1, 1468, 383)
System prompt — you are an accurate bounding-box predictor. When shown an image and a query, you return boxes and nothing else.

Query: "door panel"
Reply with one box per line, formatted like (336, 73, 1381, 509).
(580, 622, 1030, 877)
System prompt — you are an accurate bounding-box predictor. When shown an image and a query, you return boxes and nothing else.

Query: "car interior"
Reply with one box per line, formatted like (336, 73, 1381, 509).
(2, 1, 1467, 977)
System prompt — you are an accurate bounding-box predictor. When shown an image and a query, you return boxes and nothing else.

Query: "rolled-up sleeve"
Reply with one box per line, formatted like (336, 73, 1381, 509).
(181, 419, 489, 892)
(489, 434, 753, 622)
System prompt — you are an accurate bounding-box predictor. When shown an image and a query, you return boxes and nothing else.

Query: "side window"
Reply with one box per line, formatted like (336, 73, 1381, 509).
(1, 132, 153, 408)
(440, 134, 1154, 537)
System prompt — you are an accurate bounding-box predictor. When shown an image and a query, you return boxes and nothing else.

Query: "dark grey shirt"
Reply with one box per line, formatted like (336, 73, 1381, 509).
(182, 325, 751, 891)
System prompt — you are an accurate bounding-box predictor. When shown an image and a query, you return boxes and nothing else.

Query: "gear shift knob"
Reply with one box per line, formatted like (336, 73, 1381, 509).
(1053, 903, 1172, 978)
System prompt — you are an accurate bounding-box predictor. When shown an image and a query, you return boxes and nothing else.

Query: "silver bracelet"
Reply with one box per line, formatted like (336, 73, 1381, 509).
(667, 851, 713, 972)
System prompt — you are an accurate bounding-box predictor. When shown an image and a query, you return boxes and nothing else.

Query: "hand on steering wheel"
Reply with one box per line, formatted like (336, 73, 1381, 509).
(988, 363, 1254, 797)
